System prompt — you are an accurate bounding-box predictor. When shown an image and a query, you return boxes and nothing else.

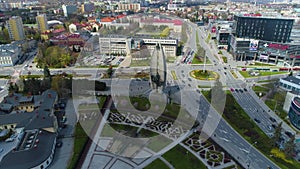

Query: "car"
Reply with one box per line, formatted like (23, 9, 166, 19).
(188, 78, 192, 81)
(230, 88, 234, 92)
(254, 118, 261, 123)
(224, 72, 227, 75)
(0, 148, 3, 153)
(271, 124, 277, 129)
(244, 88, 248, 92)
(5, 138, 14, 142)
(56, 141, 63, 148)
(269, 117, 277, 123)
(285, 131, 294, 138)
(224, 67, 227, 69)
(188, 84, 191, 87)
(196, 89, 200, 93)
(235, 89, 239, 92)
(239, 89, 243, 93)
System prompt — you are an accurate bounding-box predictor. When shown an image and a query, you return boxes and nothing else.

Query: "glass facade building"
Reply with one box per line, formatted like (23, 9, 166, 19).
(289, 97, 300, 130)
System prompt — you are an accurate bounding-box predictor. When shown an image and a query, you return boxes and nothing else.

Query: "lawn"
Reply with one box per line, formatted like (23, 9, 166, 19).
(144, 159, 169, 169)
(253, 62, 276, 66)
(222, 56, 227, 63)
(162, 145, 207, 169)
(239, 71, 288, 78)
(230, 71, 238, 78)
(67, 123, 89, 169)
(130, 59, 150, 67)
(191, 57, 211, 64)
(171, 70, 178, 80)
(252, 85, 270, 93)
(202, 91, 300, 169)
(190, 70, 218, 80)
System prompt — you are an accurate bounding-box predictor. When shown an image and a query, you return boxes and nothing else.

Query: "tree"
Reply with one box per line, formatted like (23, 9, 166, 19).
(107, 65, 113, 78)
(271, 122, 282, 147)
(284, 135, 296, 159)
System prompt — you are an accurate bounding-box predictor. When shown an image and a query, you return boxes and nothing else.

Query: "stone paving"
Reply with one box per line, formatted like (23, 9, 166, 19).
(182, 132, 239, 169)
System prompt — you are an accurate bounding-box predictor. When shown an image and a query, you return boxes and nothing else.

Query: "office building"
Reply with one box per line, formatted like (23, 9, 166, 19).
(99, 35, 178, 58)
(36, 14, 49, 33)
(99, 35, 131, 56)
(62, 4, 77, 17)
(234, 14, 294, 43)
(288, 96, 300, 130)
(6, 16, 25, 41)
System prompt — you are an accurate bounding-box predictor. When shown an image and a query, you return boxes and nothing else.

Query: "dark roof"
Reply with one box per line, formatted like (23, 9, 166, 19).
(0, 103, 13, 111)
(19, 96, 33, 103)
(0, 112, 33, 126)
(281, 76, 300, 85)
(0, 130, 56, 169)
(39, 90, 57, 111)
(24, 115, 55, 131)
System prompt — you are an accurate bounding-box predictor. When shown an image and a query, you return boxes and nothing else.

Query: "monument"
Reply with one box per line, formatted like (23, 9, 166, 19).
(150, 43, 167, 91)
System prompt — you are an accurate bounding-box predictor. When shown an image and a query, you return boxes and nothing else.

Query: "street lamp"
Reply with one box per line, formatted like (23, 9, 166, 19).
(246, 141, 257, 169)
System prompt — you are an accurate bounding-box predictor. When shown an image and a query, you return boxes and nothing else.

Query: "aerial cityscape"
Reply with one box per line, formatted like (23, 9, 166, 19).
(1, 0, 300, 169)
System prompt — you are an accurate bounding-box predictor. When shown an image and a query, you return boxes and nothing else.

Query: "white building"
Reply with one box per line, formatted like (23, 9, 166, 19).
(280, 75, 300, 93)
(143, 38, 178, 57)
(0, 44, 21, 66)
(99, 35, 131, 55)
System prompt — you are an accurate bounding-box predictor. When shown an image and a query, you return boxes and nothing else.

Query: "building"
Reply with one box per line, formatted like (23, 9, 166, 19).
(234, 14, 294, 43)
(288, 97, 300, 130)
(99, 35, 131, 56)
(0, 90, 58, 169)
(6, 16, 25, 41)
(284, 91, 300, 112)
(99, 35, 178, 58)
(117, 3, 140, 12)
(280, 74, 300, 92)
(142, 38, 178, 57)
(228, 14, 300, 66)
(62, 4, 77, 17)
(81, 3, 94, 13)
(36, 14, 49, 33)
(0, 44, 21, 66)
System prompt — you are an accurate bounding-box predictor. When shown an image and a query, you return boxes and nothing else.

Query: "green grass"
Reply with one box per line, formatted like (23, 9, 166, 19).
(239, 71, 288, 78)
(230, 71, 238, 78)
(202, 91, 300, 169)
(130, 59, 150, 67)
(190, 70, 218, 80)
(252, 86, 270, 93)
(144, 159, 169, 169)
(198, 85, 211, 88)
(222, 56, 227, 63)
(67, 123, 89, 169)
(191, 57, 212, 64)
(162, 145, 207, 169)
(253, 62, 276, 66)
(171, 70, 178, 80)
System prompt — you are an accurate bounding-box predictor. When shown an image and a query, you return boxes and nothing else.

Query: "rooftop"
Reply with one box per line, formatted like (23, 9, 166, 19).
(0, 130, 56, 169)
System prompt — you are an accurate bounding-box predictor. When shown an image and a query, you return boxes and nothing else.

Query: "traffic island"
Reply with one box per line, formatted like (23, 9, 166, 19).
(190, 70, 219, 80)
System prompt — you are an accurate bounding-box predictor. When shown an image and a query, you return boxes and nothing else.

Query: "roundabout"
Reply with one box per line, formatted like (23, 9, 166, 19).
(189, 70, 219, 80)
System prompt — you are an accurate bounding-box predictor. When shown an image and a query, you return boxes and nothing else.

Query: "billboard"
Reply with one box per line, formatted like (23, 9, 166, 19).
(249, 40, 259, 51)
